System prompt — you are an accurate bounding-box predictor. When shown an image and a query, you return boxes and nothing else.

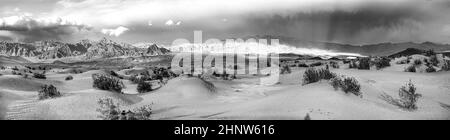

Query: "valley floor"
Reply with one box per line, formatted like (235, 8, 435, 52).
(1, 65, 450, 120)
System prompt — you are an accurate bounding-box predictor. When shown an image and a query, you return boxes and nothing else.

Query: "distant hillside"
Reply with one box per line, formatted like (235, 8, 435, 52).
(244, 35, 450, 56)
(0, 38, 170, 60)
(388, 48, 425, 58)
(0, 55, 31, 65)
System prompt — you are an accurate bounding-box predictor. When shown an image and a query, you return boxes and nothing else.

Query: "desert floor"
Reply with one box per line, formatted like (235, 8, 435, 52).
(1, 61, 450, 120)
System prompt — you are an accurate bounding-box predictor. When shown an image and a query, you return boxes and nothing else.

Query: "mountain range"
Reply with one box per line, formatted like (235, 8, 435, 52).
(1, 36, 450, 60)
(0, 38, 170, 60)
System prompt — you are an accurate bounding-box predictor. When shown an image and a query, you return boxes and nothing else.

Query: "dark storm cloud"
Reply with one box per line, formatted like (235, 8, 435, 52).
(0, 16, 91, 42)
(242, 6, 428, 44)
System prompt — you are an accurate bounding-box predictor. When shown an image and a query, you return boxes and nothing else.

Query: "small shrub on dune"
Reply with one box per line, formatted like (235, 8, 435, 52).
(373, 57, 391, 70)
(413, 59, 422, 66)
(318, 68, 336, 80)
(12, 66, 19, 71)
(329, 76, 362, 96)
(303, 68, 336, 85)
(0, 66, 5, 70)
(442, 60, 450, 71)
(341, 77, 362, 96)
(137, 81, 153, 93)
(330, 61, 340, 69)
(97, 98, 152, 120)
(38, 85, 62, 100)
(92, 74, 125, 93)
(109, 70, 124, 79)
(425, 49, 436, 57)
(398, 80, 422, 111)
(429, 55, 439, 67)
(309, 62, 323, 67)
(357, 58, 371, 70)
(65, 75, 74, 81)
(280, 65, 292, 74)
(33, 73, 46, 79)
(425, 66, 436, 73)
(349, 60, 358, 69)
(298, 63, 309, 67)
(404, 65, 416, 73)
(303, 68, 320, 85)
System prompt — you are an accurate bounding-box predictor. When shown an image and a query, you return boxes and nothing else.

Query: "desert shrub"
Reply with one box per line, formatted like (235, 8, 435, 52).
(33, 73, 46, 79)
(413, 59, 422, 66)
(280, 65, 292, 74)
(425, 66, 436, 73)
(303, 68, 320, 85)
(92, 74, 125, 93)
(109, 70, 124, 79)
(97, 98, 152, 120)
(329, 76, 362, 96)
(11, 71, 17, 75)
(137, 81, 153, 93)
(38, 85, 62, 100)
(398, 80, 422, 110)
(304, 114, 311, 120)
(330, 61, 340, 69)
(349, 60, 358, 69)
(425, 49, 436, 57)
(442, 60, 450, 71)
(318, 68, 336, 80)
(341, 77, 362, 96)
(373, 57, 391, 70)
(129, 74, 153, 84)
(358, 58, 371, 70)
(429, 55, 439, 66)
(303, 68, 336, 85)
(298, 63, 309, 67)
(0, 66, 5, 70)
(309, 62, 323, 67)
(23, 74, 29, 79)
(404, 65, 416, 73)
(343, 60, 351, 64)
(330, 77, 342, 90)
(65, 75, 74, 81)
(12, 66, 19, 71)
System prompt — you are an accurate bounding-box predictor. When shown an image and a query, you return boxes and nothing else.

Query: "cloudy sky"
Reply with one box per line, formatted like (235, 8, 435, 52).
(0, 0, 450, 45)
